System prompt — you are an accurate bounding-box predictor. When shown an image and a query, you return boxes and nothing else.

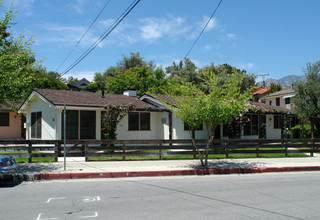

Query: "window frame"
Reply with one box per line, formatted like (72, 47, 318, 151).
(61, 110, 96, 140)
(285, 97, 290, 104)
(274, 115, 281, 129)
(31, 112, 42, 139)
(128, 112, 151, 131)
(244, 114, 259, 136)
(0, 113, 10, 126)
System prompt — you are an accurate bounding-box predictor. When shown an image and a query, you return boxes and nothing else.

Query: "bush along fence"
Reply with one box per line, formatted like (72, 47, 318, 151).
(0, 139, 320, 163)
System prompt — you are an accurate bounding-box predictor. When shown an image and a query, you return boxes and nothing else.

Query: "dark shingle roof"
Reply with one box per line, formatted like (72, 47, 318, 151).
(144, 94, 177, 107)
(34, 89, 157, 110)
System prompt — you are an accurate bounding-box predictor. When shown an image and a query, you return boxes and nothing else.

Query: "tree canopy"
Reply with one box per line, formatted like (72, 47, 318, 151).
(0, 3, 67, 110)
(294, 60, 320, 133)
(87, 53, 256, 98)
(166, 71, 253, 166)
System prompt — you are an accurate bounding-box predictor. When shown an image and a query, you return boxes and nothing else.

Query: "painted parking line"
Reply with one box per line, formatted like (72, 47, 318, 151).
(79, 212, 98, 218)
(38, 196, 100, 219)
(36, 213, 59, 220)
(83, 196, 100, 202)
(46, 197, 66, 203)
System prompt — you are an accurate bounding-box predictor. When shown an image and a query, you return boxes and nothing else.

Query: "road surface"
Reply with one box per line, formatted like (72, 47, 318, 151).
(1, 172, 320, 219)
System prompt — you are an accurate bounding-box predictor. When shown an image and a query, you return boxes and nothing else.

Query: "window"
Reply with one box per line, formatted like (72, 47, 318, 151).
(184, 123, 203, 131)
(0, 113, 9, 126)
(61, 110, 96, 140)
(31, 112, 42, 139)
(80, 111, 96, 139)
(244, 114, 258, 136)
(276, 98, 280, 106)
(223, 119, 241, 139)
(285, 97, 290, 104)
(274, 115, 281, 129)
(128, 112, 150, 131)
(269, 101, 272, 106)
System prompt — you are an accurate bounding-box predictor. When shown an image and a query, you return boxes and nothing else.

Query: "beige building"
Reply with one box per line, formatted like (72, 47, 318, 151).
(0, 104, 22, 139)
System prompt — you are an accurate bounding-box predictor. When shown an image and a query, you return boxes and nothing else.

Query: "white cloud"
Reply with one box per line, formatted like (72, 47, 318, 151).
(139, 16, 189, 41)
(238, 62, 254, 70)
(196, 16, 217, 32)
(65, 71, 96, 82)
(12, 0, 35, 15)
(226, 33, 237, 40)
(204, 45, 212, 50)
(69, 0, 88, 14)
(40, 23, 100, 47)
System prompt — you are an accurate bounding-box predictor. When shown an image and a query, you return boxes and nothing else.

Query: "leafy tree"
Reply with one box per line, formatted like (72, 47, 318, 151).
(166, 58, 199, 83)
(269, 82, 282, 94)
(294, 61, 320, 134)
(66, 76, 79, 85)
(199, 63, 256, 93)
(166, 71, 252, 166)
(101, 105, 132, 140)
(0, 2, 67, 110)
(105, 64, 167, 96)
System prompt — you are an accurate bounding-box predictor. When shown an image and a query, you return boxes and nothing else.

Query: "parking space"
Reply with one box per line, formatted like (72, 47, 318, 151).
(36, 196, 100, 219)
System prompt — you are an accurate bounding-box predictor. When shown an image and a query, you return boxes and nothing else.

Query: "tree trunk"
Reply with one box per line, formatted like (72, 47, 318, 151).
(191, 138, 204, 166)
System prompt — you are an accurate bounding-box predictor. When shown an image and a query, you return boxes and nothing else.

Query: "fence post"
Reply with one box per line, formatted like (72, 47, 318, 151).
(54, 142, 59, 162)
(28, 142, 32, 163)
(256, 140, 260, 158)
(311, 140, 314, 157)
(84, 143, 88, 162)
(159, 141, 162, 160)
(225, 142, 229, 159)
(285, 140, 288, 157)
(122, 143, 126, 161)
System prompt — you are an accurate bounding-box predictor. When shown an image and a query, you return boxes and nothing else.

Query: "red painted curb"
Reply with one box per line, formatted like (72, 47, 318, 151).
(38, 166, 320, 180)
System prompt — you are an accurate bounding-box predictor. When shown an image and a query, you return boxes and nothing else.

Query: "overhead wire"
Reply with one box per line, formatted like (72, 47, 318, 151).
(60, 0, 140, 77)
(55, 0, 112, 72)
(184, 0, 223, 59)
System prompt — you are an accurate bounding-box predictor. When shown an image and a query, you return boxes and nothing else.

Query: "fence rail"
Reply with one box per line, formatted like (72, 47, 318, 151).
(1, 139, 320, 162)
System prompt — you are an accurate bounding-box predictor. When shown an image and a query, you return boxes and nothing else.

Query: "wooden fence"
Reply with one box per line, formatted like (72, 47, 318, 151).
(0, 139, 320, 163)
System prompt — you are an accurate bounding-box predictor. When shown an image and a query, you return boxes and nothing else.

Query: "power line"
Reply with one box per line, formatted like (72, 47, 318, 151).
(55, 0, 111, 72)
(60, 0, 140, 77)
(184, 0, 223, 59)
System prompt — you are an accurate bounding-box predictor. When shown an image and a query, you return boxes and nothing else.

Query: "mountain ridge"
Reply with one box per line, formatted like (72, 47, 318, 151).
(258, 75, 305, 88)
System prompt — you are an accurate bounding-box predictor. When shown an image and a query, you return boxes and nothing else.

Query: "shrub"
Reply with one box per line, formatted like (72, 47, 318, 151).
(291, 124, 319, 138)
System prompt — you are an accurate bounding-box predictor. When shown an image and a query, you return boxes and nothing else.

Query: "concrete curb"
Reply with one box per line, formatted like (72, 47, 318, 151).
(2, 166, 320, 182)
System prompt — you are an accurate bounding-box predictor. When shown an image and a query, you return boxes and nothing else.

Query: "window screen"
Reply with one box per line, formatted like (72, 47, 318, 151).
(0, 113, 9, 126)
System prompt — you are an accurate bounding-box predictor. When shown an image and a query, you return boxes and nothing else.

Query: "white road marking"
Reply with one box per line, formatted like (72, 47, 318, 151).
(83, 196, 100, 202)
(46, 197, 67, 203)
(36, 213, 60, 220)
(80, 212, 98, 218)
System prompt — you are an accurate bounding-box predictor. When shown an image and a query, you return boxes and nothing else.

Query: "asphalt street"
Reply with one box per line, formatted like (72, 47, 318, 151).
(1, 172, 320, 219)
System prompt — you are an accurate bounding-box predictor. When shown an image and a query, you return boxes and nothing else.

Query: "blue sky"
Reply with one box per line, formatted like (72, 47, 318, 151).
(3, 0, 320, 82)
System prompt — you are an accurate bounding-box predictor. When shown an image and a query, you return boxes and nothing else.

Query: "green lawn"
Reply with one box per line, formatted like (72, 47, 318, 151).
(0, 147, 310, 163)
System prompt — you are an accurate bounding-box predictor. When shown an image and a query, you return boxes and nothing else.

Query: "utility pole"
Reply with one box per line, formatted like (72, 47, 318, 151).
(258, 73, 269, 87)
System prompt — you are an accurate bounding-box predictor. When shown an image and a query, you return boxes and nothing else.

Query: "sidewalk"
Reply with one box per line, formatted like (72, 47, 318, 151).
(1, 156, 320, 181)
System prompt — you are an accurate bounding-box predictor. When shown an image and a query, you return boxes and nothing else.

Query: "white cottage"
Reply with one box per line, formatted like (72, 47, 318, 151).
(18, 89, 294, 141)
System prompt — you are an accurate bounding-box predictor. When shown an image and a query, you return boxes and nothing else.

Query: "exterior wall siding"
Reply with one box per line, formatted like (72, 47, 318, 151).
(26, 96, 59, 140)
(266, 114, 281, 139)
(116, 112, 165, 140)
(0, 112, 21, 139)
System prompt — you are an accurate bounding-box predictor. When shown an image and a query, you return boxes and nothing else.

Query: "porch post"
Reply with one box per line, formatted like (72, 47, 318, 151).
(168, 111, 172, 143)
(311, 119, 315, 139)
